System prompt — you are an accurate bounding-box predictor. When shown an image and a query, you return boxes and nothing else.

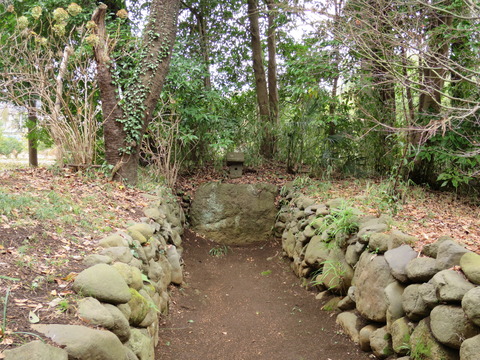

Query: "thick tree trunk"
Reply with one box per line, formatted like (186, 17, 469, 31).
(140, 0, 181, 128)
(247, 0, 273, 159)
(410, 10, 452, 185)
(92, 0, 180, 184)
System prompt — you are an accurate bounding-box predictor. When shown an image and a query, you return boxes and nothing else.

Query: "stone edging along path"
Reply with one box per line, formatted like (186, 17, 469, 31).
(275, 184, 480, 360)
(5, 181, 480, 360)
(4, 187, 186, 360)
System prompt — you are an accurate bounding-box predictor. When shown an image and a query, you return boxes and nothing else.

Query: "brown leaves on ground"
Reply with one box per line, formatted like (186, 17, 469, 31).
(285, 177, 480, 254)
(178, 164, 479, 254)
(0, 163, 478, 352)
(0, 167, 147, 350)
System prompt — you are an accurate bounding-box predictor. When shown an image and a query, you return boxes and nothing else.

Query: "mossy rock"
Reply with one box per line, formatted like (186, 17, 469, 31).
(127, 288, 150, 326)
(128, 229, 147, 244)
(321, 297, 342, 311)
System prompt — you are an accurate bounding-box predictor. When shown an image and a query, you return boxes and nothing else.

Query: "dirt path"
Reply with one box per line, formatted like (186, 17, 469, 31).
(156, 231, 372, 360)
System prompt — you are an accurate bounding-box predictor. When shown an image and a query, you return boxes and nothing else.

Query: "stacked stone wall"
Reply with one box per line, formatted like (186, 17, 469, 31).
(5, 187, 185, 360)
(276, 185, 480, 360)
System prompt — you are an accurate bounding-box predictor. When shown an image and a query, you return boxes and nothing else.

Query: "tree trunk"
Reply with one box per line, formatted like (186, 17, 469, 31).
(370, 1, 396, 173)
(266, 0, 278, 152)
(247, 0, 273, 159)
(27, 100, 38, 168)
(409, 9, 453, 185)
(196, 7, 211, 90)
(328, 0, 342, 137)
(92, 0, 180, 184)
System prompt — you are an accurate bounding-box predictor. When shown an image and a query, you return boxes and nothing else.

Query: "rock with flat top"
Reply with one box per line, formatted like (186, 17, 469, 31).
(190, 182, 277, 244)
(436, 240, 469, 270)
(73, 263, 131, 304)
(384, 245, 418, 283)
(430, 269, 475, 303)
(3, 340, 67, 360)
(406, 257, 438, 282)
(336, 312, 363, 343)
(32, 324, 125, 360)
(390, 317, 414, 356)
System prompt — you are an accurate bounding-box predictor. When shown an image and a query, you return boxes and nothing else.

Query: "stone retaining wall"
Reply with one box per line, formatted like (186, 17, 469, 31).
(276, 185, 480, 360)
(4, 187, 185, 360)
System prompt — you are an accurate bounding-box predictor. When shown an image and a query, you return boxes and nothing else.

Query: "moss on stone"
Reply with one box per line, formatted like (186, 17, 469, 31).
(127, 288, 149, 326)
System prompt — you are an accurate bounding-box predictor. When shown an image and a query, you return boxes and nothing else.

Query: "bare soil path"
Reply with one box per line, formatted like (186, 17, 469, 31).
(156, 230, 371, 360)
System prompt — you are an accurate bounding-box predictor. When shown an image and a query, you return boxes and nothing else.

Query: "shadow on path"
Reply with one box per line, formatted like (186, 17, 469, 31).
(156, 230, 372, 360)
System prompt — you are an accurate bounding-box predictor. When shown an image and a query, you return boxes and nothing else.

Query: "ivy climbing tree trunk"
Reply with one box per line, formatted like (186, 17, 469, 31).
(92, 0, 181, 184)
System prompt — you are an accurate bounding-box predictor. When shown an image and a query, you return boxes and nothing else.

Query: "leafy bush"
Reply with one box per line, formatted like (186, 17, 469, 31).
(0, 135, 23, 157)
(313, 203, 359, 246)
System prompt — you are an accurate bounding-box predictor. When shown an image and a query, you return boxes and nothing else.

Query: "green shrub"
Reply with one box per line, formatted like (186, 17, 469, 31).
(312, 203, 359, 246)
(0, 135, 23, 157)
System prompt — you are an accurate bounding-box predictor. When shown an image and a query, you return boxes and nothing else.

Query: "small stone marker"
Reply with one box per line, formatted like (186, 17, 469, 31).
(226, 152, 244, 178)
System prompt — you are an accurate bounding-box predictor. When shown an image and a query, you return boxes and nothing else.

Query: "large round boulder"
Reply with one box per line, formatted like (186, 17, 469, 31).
(430, 305, 480, 349)
(409, 318, 459, 360)
(73, 264, 131, 304)
(353, 252, 396, 322)
(431, 269, 475, 303)
(462, 287, 480, 326)
(460, 334, 480, 360)
(190, 182, 277, 244)
(406, 256, 438, 283)
(460, 252, 480, 285)
(31, 324, 125, 360)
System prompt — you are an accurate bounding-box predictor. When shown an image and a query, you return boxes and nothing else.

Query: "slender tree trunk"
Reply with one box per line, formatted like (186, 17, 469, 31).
(401, 48, 415, 128)
(27, 100, 38, 167)
(247, 0, 273, 158)
(197, 10, 211, 90)
(92, 0, 181, 184)
(266, 0, 278, 137)
(182, 1, 211, 89)
(371, 1, 396, 173)
(417, 10, 452, 120)
(328, 0, 343, 137)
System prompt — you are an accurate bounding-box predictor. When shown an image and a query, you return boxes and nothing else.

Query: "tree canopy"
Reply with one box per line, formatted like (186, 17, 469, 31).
(0, 0, 478, 190)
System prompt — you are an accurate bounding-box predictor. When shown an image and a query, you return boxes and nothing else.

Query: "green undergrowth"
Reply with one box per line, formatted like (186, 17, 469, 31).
(209, 244, 230, 257)
(313, 203, 360, 245)
(289, 176, 429, 216)
(0, 167, 150, 234)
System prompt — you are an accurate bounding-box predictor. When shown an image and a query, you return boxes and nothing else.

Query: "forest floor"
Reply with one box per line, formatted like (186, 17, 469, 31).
(0, 164, 479, 357)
